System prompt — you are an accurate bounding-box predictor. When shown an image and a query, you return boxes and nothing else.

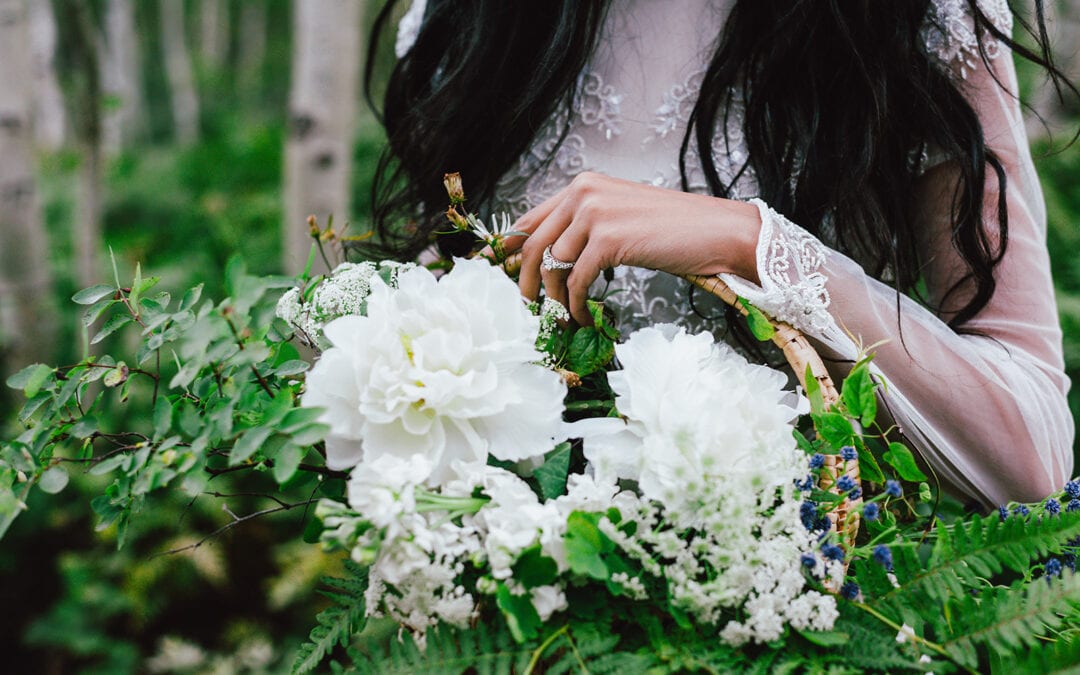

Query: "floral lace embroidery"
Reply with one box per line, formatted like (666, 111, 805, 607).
(578, 73, 624, 141)
(921, 0, 1013, 78)
(722, 199, 834, 336)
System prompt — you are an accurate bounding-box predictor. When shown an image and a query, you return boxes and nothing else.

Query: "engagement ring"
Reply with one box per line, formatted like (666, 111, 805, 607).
(542, 245, 575, 271)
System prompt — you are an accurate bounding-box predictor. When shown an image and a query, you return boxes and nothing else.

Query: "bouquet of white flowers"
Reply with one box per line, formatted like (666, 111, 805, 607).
(3, 186, 1079, 673)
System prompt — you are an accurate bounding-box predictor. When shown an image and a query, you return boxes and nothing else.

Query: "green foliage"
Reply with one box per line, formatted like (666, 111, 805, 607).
(348, 620, 534, 675)
(293, 561, 370, 674)
(937, 573, 1080, 669)
(872, 511, 1080, 608)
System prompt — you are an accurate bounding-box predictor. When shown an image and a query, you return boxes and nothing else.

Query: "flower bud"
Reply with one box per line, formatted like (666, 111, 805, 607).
(445, 205, 470, 232)
(307, 215, 320, 237)
(443, 172, 465, 205)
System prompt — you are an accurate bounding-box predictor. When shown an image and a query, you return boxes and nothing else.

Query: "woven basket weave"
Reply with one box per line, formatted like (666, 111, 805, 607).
(495, 254, 861, 556)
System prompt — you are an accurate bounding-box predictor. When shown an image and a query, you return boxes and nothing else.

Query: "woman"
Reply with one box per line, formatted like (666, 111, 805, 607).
(366, 0, 1076, 506)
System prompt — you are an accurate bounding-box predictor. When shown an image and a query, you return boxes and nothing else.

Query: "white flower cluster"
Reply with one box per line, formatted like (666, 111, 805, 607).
(275, 261, 415, 348)
(304, 260, 835, 646)
(571, 325, 836, 644)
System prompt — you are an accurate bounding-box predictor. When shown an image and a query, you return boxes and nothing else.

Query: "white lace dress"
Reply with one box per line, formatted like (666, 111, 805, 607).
(397, 0, 1074, 506)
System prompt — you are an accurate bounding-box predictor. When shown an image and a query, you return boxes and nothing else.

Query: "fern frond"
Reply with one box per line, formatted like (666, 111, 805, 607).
(990, 632, 1080, 675)
(349, 620, 533, 675)
(876, 512, 1080, 610)
(937, 571, 1080, 670)
(292, 561, 369, 674)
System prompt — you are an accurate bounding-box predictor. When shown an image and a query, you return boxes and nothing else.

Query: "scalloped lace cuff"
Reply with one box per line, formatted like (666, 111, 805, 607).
(719, 199, 835, 336)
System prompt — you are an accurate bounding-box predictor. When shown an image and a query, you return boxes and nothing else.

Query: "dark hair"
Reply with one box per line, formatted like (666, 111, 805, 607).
(365, 0, 1076, 327)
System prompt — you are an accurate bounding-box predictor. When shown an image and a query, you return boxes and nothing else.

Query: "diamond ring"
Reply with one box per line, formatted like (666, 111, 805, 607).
(542, 245, 575, 271)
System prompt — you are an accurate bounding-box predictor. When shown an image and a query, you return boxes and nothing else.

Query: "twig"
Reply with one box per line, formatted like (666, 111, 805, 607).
(151, 497, 317, 557)
(222, 311, 275, 397)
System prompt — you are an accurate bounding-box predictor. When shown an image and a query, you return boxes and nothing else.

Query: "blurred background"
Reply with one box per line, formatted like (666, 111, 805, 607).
(0, 0, 1077, 672)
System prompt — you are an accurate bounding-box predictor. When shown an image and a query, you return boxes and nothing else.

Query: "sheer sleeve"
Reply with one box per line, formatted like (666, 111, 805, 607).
(722, 14, 1074, 506)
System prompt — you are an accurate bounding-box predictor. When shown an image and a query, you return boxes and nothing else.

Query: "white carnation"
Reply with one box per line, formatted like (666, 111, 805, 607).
(572, 324, 803, 517)
(302, 258, 568, 484)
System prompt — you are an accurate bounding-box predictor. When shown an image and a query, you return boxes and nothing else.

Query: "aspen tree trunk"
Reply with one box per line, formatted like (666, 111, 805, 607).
(283, 0, 363, 274)
(0, 0, 57, 378)
(63, 0, 105, 290)
(160, 0, 200, 144)
(199, 0, 228, 72)
(237, 0, 267, 101)
(102, 0, 143, 153)
(29, 0, 66, 150)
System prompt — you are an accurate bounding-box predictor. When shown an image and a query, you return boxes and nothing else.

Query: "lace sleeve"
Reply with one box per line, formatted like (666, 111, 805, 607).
(725, 54, 1073, 507)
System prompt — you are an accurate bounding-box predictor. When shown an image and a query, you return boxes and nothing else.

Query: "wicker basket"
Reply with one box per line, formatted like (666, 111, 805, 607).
(495, 255, 861, 558)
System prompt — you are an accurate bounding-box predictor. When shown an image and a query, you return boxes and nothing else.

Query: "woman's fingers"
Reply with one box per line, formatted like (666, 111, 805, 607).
(567, 247, 606, 326)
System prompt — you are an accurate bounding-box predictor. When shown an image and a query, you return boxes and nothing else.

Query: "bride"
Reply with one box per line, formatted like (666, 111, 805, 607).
(364, 0, 1076, 507)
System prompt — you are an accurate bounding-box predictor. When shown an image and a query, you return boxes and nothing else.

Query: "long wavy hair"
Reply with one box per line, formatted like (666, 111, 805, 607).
(364, 0, 1074, 328)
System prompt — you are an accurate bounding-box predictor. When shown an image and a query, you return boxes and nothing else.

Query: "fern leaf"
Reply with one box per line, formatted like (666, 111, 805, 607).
(938, 572, 1080, 670)
(349, 621, 533, 675)
(991, 633, 1080, 674)
(876, 512, 1080, 610)
(292, 562, 369, 674)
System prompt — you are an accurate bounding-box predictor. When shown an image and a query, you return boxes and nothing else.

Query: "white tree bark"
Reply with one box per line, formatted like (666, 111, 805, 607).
(102, 0, 143, 153)
(283, 0, 363, 274)
(160, 0, 199, 144)
(1025, 0, 1080, 138)
(0, 0, 56, 375)
(28, 0, 66, 150)
(199, 0, 228, 72)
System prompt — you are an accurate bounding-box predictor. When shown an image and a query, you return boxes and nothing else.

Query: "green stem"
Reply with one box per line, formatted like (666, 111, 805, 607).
(525, 625, 569, 675)
(853, 602, 963, 671)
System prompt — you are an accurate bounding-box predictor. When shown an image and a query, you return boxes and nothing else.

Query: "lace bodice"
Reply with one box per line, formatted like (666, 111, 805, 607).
(396, 0, 1074, 506)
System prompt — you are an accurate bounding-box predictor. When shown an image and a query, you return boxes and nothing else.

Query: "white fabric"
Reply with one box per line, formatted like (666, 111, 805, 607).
(399, 0, 1074, 505)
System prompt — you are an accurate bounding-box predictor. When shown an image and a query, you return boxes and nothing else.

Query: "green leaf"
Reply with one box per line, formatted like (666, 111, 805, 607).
(797, 629, 850, 647)
(533, 442, 571, 501)
(103, 362, 129, 388)
(7, 363, 52, 397)
(70, 415, 99, 439)
(38, 467, 69, 494)
(567, 327, 615, 377)
(841, 361, 877, 427)
(564, 511, 611, 580)
(272, 443, 304, 484)
(72, 284, 116, 305)
(91, 313, 132, 345)
(495, 582, 542, 643)
(274, 360, 310, 376)
(153, 397, 173, 440)
(179, 284, 204, 312)
(804, 364, 825, 415)
(512, 546, 559, 589)
(739, 296, 776, 341)
(811, 412, 854, 450)
(81, 297, 117, 327)
(587, 299, 619, 340)
(230, 427, 273, 466)
(855, 440, 886, 484)
(883, 442, 928, 482)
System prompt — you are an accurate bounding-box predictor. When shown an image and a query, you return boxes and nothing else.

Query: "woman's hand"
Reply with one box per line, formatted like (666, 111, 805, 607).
(501, 172, 763, 325)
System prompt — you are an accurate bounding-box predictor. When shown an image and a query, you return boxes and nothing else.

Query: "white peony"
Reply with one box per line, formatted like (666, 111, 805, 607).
(302, 257, 567, 485)
(571, 324, 804, 514)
